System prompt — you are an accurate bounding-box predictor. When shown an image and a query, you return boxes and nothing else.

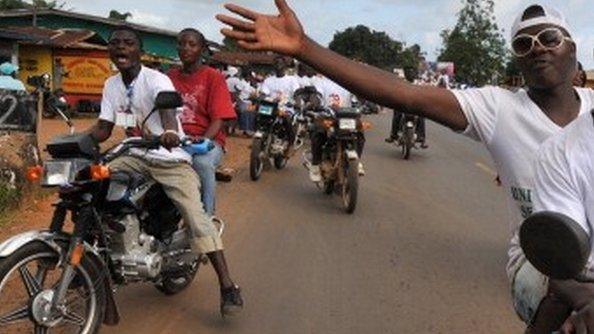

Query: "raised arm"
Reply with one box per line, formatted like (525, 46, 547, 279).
(217, 0, 468, 131)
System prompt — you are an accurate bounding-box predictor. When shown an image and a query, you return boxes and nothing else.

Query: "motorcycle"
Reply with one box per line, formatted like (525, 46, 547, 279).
(249, 97, 294, 181)
(351, 96, 380, 115)
(27, 73, 70, 119)
(304, 107, 365, 214)
(0, 92, 221, 334)
(393, 114, 423, 160)
(292, 86, 323, 149)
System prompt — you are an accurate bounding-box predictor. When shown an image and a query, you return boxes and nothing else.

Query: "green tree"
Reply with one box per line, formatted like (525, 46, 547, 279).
(0, 0, 63, 9)
(329, 25, 408, 71)
(438, 0, 507, 86)
(108, 9, 132, 21)
(222, 36, 242, 52)
(400, 44, 423, 81)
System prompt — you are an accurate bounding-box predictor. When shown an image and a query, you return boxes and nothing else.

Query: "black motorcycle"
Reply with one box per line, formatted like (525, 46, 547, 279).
(27, 73, 70, 119)
(396, 114, 420, 160)
(306, 107, 364, 214)
(0, 92, 218, 333)
(249, 97, 293, 181)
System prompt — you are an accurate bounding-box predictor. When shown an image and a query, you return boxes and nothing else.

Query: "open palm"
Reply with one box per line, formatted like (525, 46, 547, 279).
(217, 0, 306, 56)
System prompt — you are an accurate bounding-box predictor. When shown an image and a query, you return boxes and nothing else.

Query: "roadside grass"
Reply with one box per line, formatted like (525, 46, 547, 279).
(0, 183, 52, 227)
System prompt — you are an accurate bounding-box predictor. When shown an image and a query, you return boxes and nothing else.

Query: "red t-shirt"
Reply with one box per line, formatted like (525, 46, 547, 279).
(167, 66, 236, 147)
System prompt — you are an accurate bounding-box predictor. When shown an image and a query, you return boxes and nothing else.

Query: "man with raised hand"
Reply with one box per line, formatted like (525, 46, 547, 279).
(218, 2, 594, 331)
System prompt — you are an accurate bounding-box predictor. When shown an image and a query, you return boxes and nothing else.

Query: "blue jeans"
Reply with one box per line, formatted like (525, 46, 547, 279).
(238, 101, 256, 132)
(191, 143, 224, 216)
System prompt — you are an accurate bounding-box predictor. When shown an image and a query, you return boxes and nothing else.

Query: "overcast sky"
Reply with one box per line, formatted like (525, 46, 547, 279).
(62, 0, 594, 69)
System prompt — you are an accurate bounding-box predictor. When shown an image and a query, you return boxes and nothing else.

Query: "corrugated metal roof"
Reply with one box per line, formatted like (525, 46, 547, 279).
(0, 8, 178, 37)
(0, 28, 47, 42)
(2, 26, 106, 49)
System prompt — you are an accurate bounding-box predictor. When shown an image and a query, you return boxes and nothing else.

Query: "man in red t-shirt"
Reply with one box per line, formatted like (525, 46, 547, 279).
(168, 29, 237, 216)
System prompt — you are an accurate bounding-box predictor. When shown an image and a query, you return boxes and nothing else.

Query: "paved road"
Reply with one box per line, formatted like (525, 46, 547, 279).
(104, 112, 524, 333)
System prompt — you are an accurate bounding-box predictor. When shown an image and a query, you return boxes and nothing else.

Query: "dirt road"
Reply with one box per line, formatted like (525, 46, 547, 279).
(98, 112, 524, 333)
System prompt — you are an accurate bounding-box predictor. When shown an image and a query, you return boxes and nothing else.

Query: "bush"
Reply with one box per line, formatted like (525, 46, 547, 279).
(0, 182, 20, 214)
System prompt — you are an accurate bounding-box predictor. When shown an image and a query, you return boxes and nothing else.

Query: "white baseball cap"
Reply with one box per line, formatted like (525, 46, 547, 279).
(511, 4, 572, 39)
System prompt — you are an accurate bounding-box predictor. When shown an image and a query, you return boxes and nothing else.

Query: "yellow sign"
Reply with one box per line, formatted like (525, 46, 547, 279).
(61, 56, 112, 95)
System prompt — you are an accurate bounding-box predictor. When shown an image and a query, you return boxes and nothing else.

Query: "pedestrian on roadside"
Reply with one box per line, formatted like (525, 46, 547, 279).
(226, 66, 256, 136)
(0, 62, 25, 91)
(167, 28, 237, 216)
(218, 2, 594, 331)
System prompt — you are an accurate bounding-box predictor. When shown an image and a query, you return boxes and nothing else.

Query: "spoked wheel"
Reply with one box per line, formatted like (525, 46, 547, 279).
(401, 128, 414, 160)
(341, 158, 359, 214)
(0, 241, 105, 334)
(250, 138, 264, 181)
(155, 260, 199, 296)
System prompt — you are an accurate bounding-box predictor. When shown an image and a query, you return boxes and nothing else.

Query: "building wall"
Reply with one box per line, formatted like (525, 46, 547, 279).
(18, 45, 52, 91)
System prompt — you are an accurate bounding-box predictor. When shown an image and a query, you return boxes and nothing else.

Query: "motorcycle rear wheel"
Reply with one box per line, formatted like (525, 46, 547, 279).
(250, 138, 264, 181)
(342, 158, 359, 214)
(0, 241, 105, 334)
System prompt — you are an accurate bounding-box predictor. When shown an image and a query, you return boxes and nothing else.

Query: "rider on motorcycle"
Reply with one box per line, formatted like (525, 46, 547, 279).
(385, 77, 431, 148)
(218, 2, 594, 330)
(260, 56, 300, 156)
(0, 62, 25, 91)
(88, 27, 243, 316)
(308, 75, 366, 182)
(167, 28, 237, 217)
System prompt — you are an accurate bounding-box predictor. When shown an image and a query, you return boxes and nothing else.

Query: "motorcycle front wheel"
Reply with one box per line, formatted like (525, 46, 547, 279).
(0, 241, 106, 334)
(250, 138, 264, 181)
(341, 158, 359, 214)
(401, 127, 414, 160)
(273, 154, 288, 170)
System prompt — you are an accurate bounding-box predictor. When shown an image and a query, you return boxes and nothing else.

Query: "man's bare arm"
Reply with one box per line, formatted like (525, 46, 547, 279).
(217, 0, 468, 131)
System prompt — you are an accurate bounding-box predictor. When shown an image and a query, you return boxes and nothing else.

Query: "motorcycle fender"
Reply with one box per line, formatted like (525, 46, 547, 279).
(254, 131, 264, 139)
(0, 230, 65, 258)
(346, 150, 359, 161)
(0, 230, 120, 325)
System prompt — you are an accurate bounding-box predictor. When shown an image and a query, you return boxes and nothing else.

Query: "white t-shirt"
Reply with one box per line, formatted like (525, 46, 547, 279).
(533, 111, 594, 267)
(226, 76, 254, 102)
(100, 66, 190, 163)
(312, 76, 353, 108)
(260, 75, 301, 102)
(452, 86, 594, 280)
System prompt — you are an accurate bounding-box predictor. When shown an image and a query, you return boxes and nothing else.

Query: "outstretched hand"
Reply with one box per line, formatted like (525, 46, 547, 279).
(216, 0, 306, 56)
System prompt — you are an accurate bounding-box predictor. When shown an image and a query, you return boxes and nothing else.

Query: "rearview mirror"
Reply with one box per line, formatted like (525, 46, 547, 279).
(154, 91, 182, 110)
(520, 211, 591, 280)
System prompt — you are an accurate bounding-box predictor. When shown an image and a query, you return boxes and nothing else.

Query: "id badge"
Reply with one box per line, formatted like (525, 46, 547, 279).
(116, 112, 136, 128)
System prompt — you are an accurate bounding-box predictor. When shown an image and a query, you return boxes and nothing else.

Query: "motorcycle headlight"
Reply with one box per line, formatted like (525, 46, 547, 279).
(42, 160, 72, 186)
(42, 159, 92, 186)
(338, 118, 357, 131)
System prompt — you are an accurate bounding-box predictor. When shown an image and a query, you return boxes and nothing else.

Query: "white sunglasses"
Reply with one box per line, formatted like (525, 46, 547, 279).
(511, 27, 573, 58)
